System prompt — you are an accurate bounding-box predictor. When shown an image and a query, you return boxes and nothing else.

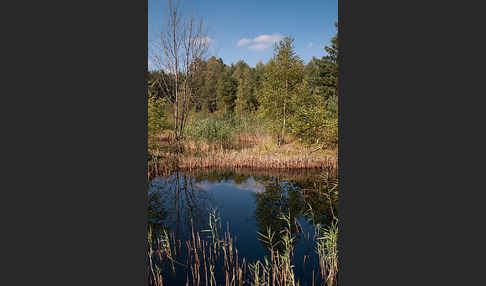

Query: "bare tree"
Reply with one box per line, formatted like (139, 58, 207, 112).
(152, 0, 209, 140)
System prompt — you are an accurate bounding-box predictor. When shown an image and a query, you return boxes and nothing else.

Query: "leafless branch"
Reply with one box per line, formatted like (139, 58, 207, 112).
(152, 0, 209, 140)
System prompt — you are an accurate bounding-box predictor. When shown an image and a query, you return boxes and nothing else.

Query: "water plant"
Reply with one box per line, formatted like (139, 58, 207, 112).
(147, 175, 339, 286)
(201, 208, 222, 255)
(316, 220, 338, 286)
(257, 226, 280, 255)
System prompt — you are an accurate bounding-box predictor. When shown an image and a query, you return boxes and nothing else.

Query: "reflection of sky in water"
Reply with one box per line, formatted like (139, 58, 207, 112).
(149, 172, 333, 286)
(195, 177, 266, 193)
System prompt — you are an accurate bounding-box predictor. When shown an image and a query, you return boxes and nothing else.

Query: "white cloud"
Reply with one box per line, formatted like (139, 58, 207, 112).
(307, 42, 313, 48)
(248, 44, 267, 51)
(236, 33, 283, 51)
(194, 181, 265, 193)
(237, 38, 252, 47)
(254, 34, 282, 44)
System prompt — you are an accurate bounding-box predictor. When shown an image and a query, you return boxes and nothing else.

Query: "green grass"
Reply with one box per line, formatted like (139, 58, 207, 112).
(148, 206, 339, 286)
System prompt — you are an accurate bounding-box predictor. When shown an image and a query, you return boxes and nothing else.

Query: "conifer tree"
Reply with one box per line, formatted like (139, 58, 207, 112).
(216, 66, 237, 114)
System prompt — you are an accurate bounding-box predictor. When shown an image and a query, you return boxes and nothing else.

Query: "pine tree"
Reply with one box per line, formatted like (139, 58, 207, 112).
(311, 21, 338, 101)
(233, 61, 255, 116)
(216, 66, 237, 114)
(202, 57, 224, 113)
(291, 23, 338, 146)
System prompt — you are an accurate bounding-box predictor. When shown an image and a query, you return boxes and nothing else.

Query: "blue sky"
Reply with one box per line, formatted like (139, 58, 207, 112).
(148, 0, 337, 69)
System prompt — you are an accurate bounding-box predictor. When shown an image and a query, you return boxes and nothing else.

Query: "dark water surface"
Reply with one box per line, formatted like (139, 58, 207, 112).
(148, 169, 337, 285)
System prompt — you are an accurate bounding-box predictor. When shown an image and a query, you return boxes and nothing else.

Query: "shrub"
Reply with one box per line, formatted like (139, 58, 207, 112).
(290, 94, 338, 147)
(185, 116, 235, 143)
(148, 96, 169, 137)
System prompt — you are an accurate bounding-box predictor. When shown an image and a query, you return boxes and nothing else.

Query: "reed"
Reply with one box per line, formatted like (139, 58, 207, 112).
(147, 172, 340, 286)
(316, 220, 338, 286)
(250, 212, 301, 286)
(148, 150, 337, 181)
(305, 178, 339, 286)
(148, 215, 339, 286)
(257, 226, 279, 255)
(148, 119, 338, 181)
(201, 208, 222, 256)
(148, 226, 164, 286)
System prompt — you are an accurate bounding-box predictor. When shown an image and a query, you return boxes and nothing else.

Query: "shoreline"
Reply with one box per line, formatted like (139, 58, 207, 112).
(148, 149, 337, 179)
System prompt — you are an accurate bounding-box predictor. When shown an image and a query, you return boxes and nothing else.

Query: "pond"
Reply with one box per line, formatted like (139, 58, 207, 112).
(148, 169, 338, 286)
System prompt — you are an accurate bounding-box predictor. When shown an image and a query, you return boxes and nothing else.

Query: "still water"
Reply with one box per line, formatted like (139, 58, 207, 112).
(148, 169, 337, 285)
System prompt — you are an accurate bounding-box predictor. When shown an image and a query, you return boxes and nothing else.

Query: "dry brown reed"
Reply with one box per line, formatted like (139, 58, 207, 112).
(148, 150, 337, 181)
(171, 222, 246, 286)
(148, 130, 337, 181)
(148, 198, 339, 286)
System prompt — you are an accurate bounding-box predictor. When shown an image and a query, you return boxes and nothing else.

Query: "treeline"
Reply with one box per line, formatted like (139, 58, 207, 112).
(148, 23, 338, 147)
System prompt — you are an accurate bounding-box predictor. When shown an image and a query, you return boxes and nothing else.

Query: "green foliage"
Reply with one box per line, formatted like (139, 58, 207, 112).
(290, 91, 338, 146)
(148, 96, 169, 137)
(185, 116, 236, 143)
(290, 94, 326, 144)
(202, 57, 225, 112)
(259, 37, 305, 144)
(322, 95, 338, 146)
(293, 23, 338, 146)
(257, 226, 280, 254)
(201, 208, 222, 254)
(307, 22, 338, 101)
(185, 113, 264, 144)
(233, 60, 258, 116)
(316, 220, 338, 286)
(148, 70, 175, 102)
(216, 67, 237, 114)
(149, 25, 339, 148)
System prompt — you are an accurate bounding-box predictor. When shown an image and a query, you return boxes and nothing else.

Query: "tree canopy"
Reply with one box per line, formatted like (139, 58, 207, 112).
(148, 23, 339, 146)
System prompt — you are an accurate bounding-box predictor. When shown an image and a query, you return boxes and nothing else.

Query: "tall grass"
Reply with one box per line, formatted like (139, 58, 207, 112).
(251, 212, 300, 286)
(309, 174, 339, 286)
(147, 113, 338, 181)
(186, 117, 236, 143)
(184, 114, 267, 149)
(148, 226, 163, 286)
(148, 212, 339, 286)
(316, 221, 338, 286)
(147, 171, 340, 286)
(148, 153, 337, 181)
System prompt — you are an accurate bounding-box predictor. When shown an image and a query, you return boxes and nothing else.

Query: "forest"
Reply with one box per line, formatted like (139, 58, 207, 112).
(148, 23, 338, 174)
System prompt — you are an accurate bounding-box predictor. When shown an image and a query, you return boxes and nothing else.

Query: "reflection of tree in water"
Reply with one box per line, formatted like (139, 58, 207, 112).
(148, 190, 167, 227)
(253, 177, 338, 252)
(301, 178, 338, 226)
(148, 173, 215, 240)
(192, 170, 252, 184)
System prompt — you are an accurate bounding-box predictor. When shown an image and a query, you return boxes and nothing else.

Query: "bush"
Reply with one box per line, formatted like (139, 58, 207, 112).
(148, 97, 169, 137)
(185, 116, 236, 143)
(289, 94, 338, 147)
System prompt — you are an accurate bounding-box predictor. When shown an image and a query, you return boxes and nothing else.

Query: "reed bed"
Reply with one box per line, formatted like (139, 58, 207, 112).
(148, 127, 337, 181)
(148, 211, 248, 286)
(177, 153, 336, 171)
(148, 207, 339, 286)
(148, 151, 337, 181)
(315, 221, 338, 286)
(250, 212, 299, 286)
